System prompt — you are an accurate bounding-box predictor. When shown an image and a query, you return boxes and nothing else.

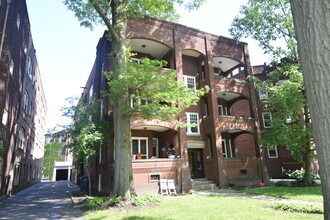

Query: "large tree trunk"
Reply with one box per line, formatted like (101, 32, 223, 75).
(290, 0, 330, 217)
(111, 1, 134, 199)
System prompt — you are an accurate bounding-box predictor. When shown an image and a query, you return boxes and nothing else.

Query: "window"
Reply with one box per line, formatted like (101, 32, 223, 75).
(9, 59, 14, 75)
(23, 90, 29, 112)
(268, 146, 278, 158)
(14, 163, 21, 186)
(2, 109, 8, 126)
(183, 75, 196, 91)
(18, 127, 25, 149)
(218, 105, 229, 116)
(16, 14, 20, 30)
(101, 63, 105, 83)
(262, 112, 272, 128)
(221, 139, 227, 158)
(286, 115, 292, 124)
(131, 137, 148, 159)
(99, 143, 102, 164)
(27, 56, 33, 80)
(186, 112, 200, 135)
(259, 90, 268, 100)
(88, 85, 93, 104)
(98, 174, 101, 192)
(152, 138, 159, 157)
(100, 100, 104, 120)
(207, 137, 213, 159)
(204, 99, 209, 117)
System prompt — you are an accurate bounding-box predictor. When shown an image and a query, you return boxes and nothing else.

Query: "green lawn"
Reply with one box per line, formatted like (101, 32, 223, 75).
(241, 186, 323, 203)
(85, 194, 323, 220)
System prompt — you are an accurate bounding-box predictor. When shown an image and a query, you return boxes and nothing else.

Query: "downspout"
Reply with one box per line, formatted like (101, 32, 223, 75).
(0, 0, 12, 60)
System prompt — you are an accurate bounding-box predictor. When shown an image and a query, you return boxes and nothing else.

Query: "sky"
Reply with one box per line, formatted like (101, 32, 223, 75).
(26, 0, 269, 130)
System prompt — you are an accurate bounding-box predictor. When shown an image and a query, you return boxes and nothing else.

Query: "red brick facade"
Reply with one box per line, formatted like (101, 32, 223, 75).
(0, 0, 47, 199)
(79, 17, 269, 195)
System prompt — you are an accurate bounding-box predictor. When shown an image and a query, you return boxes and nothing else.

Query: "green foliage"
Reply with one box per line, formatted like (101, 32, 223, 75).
(132, 194, 162, 206)
(107, 57, 209, 126)
(108, 196, 120, 207)
(275, 181, 293, 187)
(256, 63, 313, 163)
(43, 142, 63, 179)
(229, 0, 297, 60)
(63, 0, 206, 32)
(273, 202, 323, 214)
(61, 97, 107, 168)
(242, 186, 323, 203)
(279, 169, 319, 186)
(84, 196, 109, 209)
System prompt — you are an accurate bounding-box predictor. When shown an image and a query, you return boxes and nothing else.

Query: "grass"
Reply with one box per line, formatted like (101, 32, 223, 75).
(241, 186, 323, 203)
(85, 194, 323, 220)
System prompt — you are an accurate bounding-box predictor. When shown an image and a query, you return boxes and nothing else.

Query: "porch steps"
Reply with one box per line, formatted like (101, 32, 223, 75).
(192, 178, 218, 191)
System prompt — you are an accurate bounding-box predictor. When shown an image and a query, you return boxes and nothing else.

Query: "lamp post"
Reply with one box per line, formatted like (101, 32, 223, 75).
(0, 0, 13, 60)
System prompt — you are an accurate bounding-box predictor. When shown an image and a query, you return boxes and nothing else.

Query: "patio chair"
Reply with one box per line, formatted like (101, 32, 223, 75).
(167, 179, 177, 195)
(160, 179, 168, 195)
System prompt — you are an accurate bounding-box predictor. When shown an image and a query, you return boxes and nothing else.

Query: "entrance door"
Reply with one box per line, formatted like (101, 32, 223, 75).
(188, 149, 204, 179)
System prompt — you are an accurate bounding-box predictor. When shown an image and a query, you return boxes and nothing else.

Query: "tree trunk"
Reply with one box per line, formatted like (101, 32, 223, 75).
(290, 0, 330, 217)
(303, 146, 312, 186)
(111, 1, 134, 199)
(87, 164, 92, 196)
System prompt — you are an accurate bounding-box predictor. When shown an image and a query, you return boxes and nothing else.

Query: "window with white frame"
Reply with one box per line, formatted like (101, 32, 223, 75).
(186, 112, 200, 135)
(267, 146, 278, 158)
(152, 138, 159, 157)
(131, 137, 148, 159)
(18, 127, 25, 149)
(183, 75, 196, 91)
(259, 90, 268, 100)
(218, 105, 229, 116)
(262, 112, 272, 128)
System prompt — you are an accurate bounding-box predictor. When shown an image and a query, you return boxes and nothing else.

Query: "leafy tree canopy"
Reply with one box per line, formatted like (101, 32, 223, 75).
(229, 0, 297, 60)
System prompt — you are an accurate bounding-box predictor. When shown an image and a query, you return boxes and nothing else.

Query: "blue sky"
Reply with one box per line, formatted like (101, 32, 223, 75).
(26, 0, 269, 130)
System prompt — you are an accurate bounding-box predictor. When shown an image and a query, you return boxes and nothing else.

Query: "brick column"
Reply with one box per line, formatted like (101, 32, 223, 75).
(173, 27, 192, 193)
(205, 34, 227, 188)
(243, 43, 270, 184)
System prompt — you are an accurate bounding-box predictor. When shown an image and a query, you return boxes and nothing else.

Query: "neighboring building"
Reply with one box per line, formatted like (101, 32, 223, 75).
(44, 131, 73, 181)
(253, 63, 319, 178)
(78, 17, 267, 195)
(0, 0, 47, 199)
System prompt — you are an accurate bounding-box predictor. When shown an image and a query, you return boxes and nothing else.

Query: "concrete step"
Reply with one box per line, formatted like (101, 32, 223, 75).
(192, 180, 214, 186)
(193, 183, 218, 191)
(191, 178, 218, 191)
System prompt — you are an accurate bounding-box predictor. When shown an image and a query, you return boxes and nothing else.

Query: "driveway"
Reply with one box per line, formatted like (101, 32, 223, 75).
(0, 181, 85, 220)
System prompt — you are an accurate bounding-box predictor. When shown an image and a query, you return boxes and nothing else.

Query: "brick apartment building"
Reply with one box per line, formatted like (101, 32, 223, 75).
(76, 17, 273, 195)
(0, 0, 47, 199)
(253, 63, 319, 178)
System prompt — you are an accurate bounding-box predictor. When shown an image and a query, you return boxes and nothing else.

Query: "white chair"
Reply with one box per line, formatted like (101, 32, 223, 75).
(167, 179, 177, 195)
(160, 179, 168, 195)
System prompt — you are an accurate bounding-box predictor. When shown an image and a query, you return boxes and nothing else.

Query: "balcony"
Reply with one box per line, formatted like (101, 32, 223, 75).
(219, 116, 256, 134)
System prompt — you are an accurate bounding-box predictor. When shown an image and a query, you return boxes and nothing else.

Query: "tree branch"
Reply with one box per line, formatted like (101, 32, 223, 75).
(91, 0, 119, 42)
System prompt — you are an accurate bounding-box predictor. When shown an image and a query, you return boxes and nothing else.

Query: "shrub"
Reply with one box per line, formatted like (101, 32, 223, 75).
(132, 194, 162, 206)
(108, 196, 120, 207)
(84, 196, 108, 209)
(275, 181, 293, 187)
(279, 168, 319, 186)
(273, 202, 323, 214)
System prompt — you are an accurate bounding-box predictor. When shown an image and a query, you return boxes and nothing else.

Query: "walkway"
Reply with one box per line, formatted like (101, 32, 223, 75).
(0, 181, 85, 220)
